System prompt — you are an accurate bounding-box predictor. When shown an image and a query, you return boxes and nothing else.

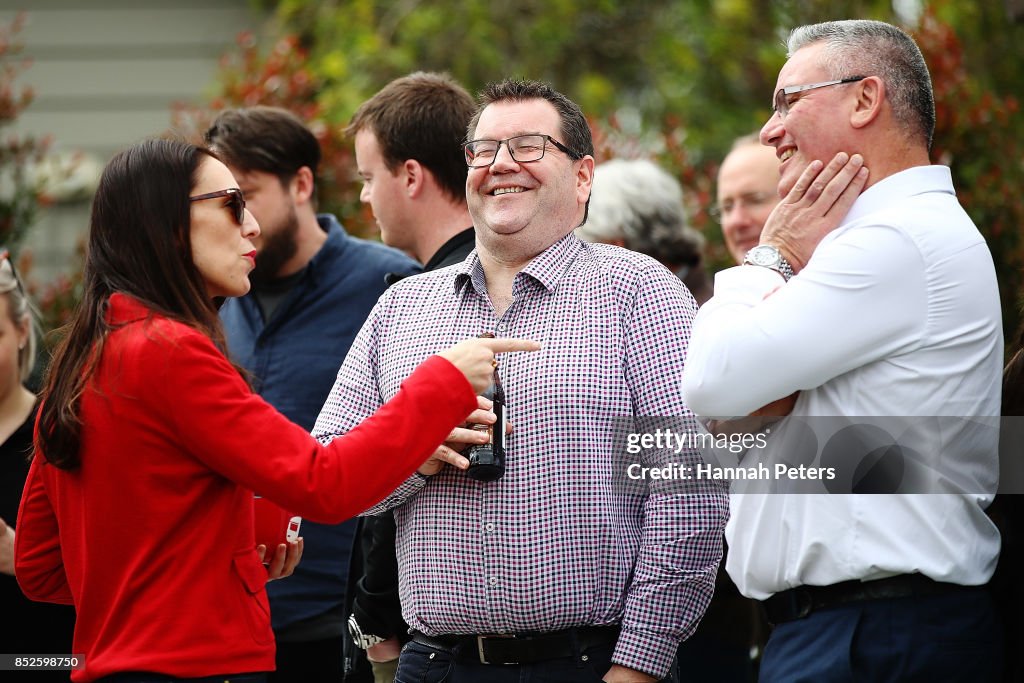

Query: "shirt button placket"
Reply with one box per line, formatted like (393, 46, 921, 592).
(484, 308, 514, 630)
(482, 519, 498, 592)
(481, 500, 505, 629)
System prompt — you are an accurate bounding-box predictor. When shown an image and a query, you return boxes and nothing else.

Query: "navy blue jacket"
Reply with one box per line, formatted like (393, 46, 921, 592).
(221, 214, 420, 633)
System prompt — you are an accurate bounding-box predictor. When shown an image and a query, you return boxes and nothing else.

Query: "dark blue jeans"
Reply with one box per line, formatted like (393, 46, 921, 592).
(759, 589, 1001, 682)
(395, 639, 677, 683)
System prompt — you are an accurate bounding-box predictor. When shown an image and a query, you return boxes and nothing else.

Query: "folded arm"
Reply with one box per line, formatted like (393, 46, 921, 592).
(14, 457, 74, 604)
(683, 225, 926, 417)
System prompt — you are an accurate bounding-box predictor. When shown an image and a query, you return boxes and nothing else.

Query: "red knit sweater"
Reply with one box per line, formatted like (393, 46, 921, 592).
(15, 293, 475, 681)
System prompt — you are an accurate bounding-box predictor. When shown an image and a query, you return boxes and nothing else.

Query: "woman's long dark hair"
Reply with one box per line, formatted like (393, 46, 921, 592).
(36, 139, 236, 469)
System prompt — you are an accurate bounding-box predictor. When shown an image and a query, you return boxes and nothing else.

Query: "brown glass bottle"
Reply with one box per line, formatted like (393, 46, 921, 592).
(466, 338, 506, 482)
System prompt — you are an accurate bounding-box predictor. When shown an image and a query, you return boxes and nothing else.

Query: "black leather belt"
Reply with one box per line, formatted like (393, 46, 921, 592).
(762, 573, 980, 625)
(410, 625, 620, 665)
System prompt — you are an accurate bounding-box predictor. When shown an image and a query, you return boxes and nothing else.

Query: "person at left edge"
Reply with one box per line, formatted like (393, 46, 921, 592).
(0, 250, 75, 681)
(15, 138, 539, 683)
(205, 106, 421, 683)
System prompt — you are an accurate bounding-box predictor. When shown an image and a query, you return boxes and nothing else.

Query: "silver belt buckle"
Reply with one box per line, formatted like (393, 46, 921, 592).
(476, 634, 517, 665)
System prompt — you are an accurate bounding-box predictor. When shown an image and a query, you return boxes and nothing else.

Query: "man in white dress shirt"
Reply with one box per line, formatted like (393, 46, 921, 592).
(682, 19, 1003, 682)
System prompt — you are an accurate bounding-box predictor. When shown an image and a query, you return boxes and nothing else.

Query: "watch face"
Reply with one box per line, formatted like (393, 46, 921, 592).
(747, 246, 780, 267)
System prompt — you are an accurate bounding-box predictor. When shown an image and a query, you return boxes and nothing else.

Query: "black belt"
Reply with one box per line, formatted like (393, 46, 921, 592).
(762, 573, 980, 625)
(411, 626, 620, 665)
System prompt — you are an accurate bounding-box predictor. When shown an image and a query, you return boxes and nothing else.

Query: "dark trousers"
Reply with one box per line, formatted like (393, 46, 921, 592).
(759, 589, 1002, 682)
(675, 628, 755, 682)
(396, 639, 677, 683)
(271, 636, 345, 683)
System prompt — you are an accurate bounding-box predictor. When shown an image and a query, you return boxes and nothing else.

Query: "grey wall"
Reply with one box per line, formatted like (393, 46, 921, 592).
(0, 0, 264, 284)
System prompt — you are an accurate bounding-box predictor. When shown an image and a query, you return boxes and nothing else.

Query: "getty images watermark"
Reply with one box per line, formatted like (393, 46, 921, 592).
(614, 416, 1016, 494)
(624, 426, 835, 483)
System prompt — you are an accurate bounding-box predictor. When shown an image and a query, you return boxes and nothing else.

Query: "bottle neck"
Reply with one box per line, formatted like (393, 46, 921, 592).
(492, 369, 504, 400)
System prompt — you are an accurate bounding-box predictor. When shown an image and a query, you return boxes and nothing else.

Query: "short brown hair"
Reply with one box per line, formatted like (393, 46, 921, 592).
(347, 72, 474, 203)
(204, 106, 322, 188)
(467, 79, 594, 162)
(468, 79, 594, 224)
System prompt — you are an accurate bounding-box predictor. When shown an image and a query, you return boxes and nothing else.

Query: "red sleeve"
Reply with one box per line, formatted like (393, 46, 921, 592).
(14, 455, 74, 604)
(160, 330, 475, 522)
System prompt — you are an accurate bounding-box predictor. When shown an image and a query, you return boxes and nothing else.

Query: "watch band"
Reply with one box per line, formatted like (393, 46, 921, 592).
(348, 613, 386, 650)
(773, 256, 794, 281)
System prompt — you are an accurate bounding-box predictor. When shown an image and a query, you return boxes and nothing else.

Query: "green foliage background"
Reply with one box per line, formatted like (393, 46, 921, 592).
(0, 13, 50, 252)
(190, 0, 1023, 341)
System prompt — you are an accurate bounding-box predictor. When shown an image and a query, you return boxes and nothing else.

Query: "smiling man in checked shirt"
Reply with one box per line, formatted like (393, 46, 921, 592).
(314, 79, 728, 683)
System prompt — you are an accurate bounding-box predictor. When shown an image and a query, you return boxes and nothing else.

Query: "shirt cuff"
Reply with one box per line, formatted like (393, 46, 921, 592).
(611, 628, 679, 680)
(712, 264, 790, 305)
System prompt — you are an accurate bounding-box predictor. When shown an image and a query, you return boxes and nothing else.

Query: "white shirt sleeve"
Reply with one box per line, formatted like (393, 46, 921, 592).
(682, 224, 928, 417)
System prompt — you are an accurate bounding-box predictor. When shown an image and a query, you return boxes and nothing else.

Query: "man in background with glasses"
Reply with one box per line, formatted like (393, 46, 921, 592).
(714, 133, 781, 266)
(314, 79, 727, 683)
(683, 20, 1003, 681)
(205, 107, 420, 683)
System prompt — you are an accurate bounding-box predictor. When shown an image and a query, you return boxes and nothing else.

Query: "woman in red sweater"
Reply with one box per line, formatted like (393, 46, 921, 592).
(14, 139, 536, 682)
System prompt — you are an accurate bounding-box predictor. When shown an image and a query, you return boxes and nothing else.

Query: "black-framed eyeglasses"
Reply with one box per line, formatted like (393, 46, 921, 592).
(709, 191, 776, 221)
(772, 76, 867, 118)
(189, 187, 246, 225)
(0, 248, 27, 299)
(463, 134, 581, 168)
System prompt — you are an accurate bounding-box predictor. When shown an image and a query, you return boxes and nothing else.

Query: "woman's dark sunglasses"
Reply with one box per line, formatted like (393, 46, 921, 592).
(189, 188, 246, 225)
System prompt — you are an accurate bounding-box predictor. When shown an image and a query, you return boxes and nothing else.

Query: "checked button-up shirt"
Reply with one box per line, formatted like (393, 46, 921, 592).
(313, 232, 728, 677)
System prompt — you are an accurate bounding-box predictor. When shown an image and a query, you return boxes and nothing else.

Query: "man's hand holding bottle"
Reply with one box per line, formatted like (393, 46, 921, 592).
(426, 335, 536, 476)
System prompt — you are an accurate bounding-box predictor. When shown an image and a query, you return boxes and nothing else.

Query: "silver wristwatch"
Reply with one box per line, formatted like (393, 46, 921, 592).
(347, 613, 386, 650)
(743, 245, 794, 281)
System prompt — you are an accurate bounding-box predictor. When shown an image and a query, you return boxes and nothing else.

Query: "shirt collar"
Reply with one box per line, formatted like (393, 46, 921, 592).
(304, 214, 346, 282)
(842, 165, 954, 226)
(453, 231, 584, 297)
